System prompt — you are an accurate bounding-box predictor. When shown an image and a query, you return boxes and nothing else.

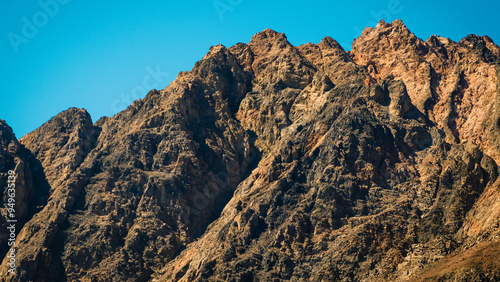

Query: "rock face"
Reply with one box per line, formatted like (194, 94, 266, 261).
(1, 20, 500, 281)
(351, 20, 500, 158)
(0, 121, 35, 260)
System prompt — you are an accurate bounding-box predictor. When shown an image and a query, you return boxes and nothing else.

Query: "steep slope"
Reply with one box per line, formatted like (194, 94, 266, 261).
(351, 20, 500, 160)
(1, 46, 258, 281)
(0, 121, 34, 261)
(0, 109, 100, 281)
(1, 20, 500, 282)
(157, 25, 500, 281)
(54, 48, 259, 281)
(20, 108, 98, 190)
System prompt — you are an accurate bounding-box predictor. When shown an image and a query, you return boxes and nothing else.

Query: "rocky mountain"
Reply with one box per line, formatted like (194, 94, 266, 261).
(1, 19, 500, 281)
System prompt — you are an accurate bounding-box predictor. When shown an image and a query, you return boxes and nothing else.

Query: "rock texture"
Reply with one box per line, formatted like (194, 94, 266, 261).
(0, 121, 34, 260)
(1, 20, 500, 281)
(351, 20, 500, 159)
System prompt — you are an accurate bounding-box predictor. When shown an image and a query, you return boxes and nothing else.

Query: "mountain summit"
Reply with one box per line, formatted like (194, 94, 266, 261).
(1, 20, 500, 281)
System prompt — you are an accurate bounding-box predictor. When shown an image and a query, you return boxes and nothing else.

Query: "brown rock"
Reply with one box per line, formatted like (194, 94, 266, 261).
(0, 120, 34, 262)
(1, 20, 500, 282)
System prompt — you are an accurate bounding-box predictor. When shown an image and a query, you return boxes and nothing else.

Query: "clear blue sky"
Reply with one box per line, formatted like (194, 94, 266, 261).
(1, 0, 499, 138)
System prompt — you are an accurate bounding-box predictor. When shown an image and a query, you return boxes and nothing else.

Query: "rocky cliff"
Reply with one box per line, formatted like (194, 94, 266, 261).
(1, 20, 500, 281)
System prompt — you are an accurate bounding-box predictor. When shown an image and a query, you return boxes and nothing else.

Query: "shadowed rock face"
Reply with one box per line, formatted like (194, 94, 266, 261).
(1, 20, 500, 282)
(0, 121, 34, 260)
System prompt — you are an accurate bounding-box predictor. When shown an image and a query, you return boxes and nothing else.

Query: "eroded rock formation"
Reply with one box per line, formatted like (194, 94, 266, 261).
(1, 20, 499, 281)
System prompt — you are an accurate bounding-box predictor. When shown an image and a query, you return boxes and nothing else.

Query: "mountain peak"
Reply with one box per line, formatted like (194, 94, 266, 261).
(202, 44, 229, 60)
(319, 36, 345, 51)
(374, 19, 410, 35)
(251, 28, 287, 41)
(3, 22, 500, 282)
(352, 18, 423, 58)
(248, 29, 291, 54)
(390, 18, 406, 27)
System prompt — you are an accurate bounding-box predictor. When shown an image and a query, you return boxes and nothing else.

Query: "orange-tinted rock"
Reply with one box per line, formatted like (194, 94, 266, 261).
(1, 20, 500, 281)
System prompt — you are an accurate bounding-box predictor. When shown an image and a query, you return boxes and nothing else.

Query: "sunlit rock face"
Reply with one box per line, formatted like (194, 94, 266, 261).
(1, 20, 500, 282)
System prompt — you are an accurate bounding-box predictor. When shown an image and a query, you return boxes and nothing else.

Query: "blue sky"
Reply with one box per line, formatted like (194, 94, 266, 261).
(1, 0, 499, 138)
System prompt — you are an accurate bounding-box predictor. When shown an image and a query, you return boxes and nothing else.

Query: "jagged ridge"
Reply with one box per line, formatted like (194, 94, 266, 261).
(1, 20, 500, 282)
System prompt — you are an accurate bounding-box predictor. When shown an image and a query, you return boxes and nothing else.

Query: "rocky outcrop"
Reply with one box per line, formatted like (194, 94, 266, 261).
(351, 19, 500, 161)
(1, 45, 259, 281)
(157, 22, 500, 281)
(20, 108, 98, 190)
(1, 20, 499, 281)
(0, 109, 99, 281)
(0, 121, 34, 260)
